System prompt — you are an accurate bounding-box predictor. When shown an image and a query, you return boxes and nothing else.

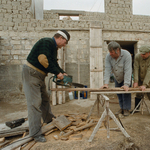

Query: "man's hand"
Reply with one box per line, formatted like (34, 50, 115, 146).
(57, 73, 64, 80)
(63, 73, 68, 76)
(100, 84, 109, 89)
(121, 85, 129, 91)
(140, 85, 146, 91)
(133, 82, 138, 88)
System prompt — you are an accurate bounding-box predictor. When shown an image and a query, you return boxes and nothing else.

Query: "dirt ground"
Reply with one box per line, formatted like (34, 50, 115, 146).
(1, 91, 150, 150)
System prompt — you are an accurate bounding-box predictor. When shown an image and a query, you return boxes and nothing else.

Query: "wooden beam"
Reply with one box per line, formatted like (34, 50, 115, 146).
(50, 87, 150, 93)
(2, 123, 55, 150)
(0, 126, 29, 138)
(52, 115, 72, 131)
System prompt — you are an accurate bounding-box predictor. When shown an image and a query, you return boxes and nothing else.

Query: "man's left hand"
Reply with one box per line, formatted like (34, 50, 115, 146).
(121, 85, 129, 91)
(63, 73, 68, 76)
(140, 85, 146, 91)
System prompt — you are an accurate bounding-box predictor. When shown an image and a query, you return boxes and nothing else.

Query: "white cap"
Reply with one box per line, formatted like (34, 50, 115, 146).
(57, 30, 68, 41)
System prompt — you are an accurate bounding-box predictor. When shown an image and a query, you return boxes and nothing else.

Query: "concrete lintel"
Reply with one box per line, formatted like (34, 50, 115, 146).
(50, 10, 85, 16)
(90, 46, 102, 48)
(43, 28, 89, 31)
(102, 29, 150, 33)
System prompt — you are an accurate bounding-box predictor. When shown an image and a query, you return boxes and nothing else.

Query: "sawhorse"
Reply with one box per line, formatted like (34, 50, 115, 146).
(88, 94, 130, 142)
(86, 94, 105, 120)
(131, 94, 150, 115)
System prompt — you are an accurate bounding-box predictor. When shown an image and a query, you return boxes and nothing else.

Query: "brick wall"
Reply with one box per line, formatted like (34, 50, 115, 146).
(1, 0, 150, 96)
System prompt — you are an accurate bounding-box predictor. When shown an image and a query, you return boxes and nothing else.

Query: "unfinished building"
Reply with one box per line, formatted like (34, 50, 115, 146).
(0, 0, 150, 103)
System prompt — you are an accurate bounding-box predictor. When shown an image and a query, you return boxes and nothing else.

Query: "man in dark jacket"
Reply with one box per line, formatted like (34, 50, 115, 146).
(22, 30, 70, 142)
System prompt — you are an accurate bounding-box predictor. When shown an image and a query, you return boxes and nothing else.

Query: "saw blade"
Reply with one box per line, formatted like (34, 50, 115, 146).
(71, 82, 85, 88)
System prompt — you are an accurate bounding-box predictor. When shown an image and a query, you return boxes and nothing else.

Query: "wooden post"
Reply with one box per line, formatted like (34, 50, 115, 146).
(77, 47, 80, 101)
(62, 48, 66, 104)
(57, 47, 64, 105)
(57, 85, 62, 104)
(52, 81, 56, 105)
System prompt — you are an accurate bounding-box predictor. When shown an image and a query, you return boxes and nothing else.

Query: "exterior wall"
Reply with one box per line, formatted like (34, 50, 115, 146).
(1, 0, 150, 98)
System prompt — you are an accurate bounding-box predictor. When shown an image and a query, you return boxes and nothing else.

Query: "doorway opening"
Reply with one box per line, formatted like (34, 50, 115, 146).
(106, 40, 138, 67)
(106, 40, 138, 84)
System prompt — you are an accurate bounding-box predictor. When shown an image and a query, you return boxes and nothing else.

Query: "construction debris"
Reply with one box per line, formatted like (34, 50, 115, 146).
(0, 137, 5, 143)
(0, 113, 101, 149)
(0, 121, 29, 138)
(53, 135, 59, 140)
(52, 115, 72, 131)
(22, 140, 36, 150)
(69, 134, 83, 140)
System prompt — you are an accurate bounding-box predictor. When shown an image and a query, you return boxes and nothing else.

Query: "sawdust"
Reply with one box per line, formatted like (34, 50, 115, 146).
(1, 92, 150, 150)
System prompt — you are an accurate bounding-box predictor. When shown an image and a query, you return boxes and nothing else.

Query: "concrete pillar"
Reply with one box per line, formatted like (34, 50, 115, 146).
(90, 25, 103, 99)
(31, 0, 43, 20)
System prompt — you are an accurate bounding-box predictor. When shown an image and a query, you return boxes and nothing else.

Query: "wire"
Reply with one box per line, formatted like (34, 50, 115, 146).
(97, 0, 103, 12)
(89, 0, 103, 12)
(89, 0, 99, 11)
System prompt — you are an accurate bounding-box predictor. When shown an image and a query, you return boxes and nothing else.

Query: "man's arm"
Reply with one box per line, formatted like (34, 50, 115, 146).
(102, 54, 112, 88)
(38, 39, 66, 75)
(123, 52, 132, 87)
(133, 54, 140, 84)
(142, 62, 150, 88)
(133, 82, 138, 88)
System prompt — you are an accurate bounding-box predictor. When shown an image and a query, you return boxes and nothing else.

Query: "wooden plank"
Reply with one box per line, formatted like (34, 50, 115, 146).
(52, 115, 72, 131)
(22, 140, 36, 150)
(0, 137, 5, 143)
(2, 123, 55, 150)
(74, 123, 96, 132)
(62, 130, 74, 137)
(0, 130, 27, 138)
(69, 134, 83, 140)
(57, 85, 63, 104)
(0, 140, 12, 149)
(0, 124, 29, 138)
(90, 69, 103, 72)
(50, 87, 150, 92)
(44, 128, 58, 136)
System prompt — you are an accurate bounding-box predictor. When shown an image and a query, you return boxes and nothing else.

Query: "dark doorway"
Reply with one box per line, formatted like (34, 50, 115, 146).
(106, 40, 137, 68)
(106, 40, 137, 57)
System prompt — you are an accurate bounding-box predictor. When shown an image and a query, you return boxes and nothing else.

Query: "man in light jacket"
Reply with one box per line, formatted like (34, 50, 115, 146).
(101, 41, 132, 116)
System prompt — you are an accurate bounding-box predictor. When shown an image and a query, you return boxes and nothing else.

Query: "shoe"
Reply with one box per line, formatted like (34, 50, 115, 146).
(123, 110, 130, 116)
(115, 109, 123, 115)
(34, 135, 46, 142)
(46, 116, 56, 124)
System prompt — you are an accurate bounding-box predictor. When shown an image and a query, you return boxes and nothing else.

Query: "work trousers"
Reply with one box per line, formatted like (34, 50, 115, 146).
(22, 64, 55, 137)
(114, 80, 131, 110)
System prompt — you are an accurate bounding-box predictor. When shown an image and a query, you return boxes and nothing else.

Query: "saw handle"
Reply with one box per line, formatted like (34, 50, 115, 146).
(52, 75, 72, 86)
(52, 75, 63, 83)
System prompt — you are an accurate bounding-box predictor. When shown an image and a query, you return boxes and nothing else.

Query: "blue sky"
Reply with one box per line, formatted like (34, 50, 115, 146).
(44, 0, 150, 16)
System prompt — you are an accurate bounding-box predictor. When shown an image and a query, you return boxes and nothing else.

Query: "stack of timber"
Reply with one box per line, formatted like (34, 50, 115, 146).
(0, 114, 100, 149)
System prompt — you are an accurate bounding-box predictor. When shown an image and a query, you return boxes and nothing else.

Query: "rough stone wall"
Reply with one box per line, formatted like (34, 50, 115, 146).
(1, 0, 150, 96)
